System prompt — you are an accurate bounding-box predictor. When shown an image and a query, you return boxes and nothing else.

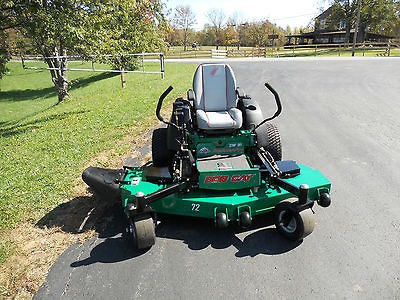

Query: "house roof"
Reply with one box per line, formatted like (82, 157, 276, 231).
(315, 6, 334, 21)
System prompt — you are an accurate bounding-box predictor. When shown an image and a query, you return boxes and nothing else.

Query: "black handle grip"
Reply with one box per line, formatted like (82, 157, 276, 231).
(252, 82, 283, 132)
(156, 86, 173, 123)
(264, 82, 282, 119)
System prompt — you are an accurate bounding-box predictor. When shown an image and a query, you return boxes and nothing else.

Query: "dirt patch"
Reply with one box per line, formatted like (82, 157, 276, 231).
(0, 224, 93, 299)
(0, 123, 159, 299)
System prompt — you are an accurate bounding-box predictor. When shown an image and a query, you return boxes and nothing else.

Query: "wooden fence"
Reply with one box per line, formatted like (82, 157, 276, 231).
(165, 41, 399, 59)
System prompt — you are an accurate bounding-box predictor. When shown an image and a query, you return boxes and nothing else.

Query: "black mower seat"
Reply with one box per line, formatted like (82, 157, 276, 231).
(192, 64, 243, 131)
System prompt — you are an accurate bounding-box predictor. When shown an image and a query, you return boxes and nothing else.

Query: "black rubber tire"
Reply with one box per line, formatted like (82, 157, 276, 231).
(274, 199, 315, 241)
(255, 123, 282, 161)
(215, 212, 228, 229)
(131, 214, 156, 249)
(239, 211, 252, 228)
(152, 128, 173, 167)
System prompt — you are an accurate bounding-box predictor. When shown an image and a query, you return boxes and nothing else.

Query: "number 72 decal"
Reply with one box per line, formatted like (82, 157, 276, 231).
(191, 203, 200, 211)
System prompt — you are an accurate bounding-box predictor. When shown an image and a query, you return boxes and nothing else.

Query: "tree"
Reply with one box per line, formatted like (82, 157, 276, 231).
(222, 23, 239, 47)
(236, 20, 283, 47)
(171, 5, 196, 51)
(206, 9, 226, 48)
(165, 26, 183, 47)
(86, 0, 166, 71)
(359, 0, 399, 39)
(329, 0, 400, 42)
(197, 24, 217, 46)
(0, 31, 10, 79)
(331, 1, 354, 42)
(0, 0, 92, 102)
(1, 0, 166, 103)
(0, 0, 17, 79)
(248, 22, 270, 46)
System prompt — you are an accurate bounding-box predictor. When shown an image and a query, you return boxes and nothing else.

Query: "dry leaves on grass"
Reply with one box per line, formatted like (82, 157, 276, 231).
(0, 124, 158, 299)
(0, 224, 93, 299)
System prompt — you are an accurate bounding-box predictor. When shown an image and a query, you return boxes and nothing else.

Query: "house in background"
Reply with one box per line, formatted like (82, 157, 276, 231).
(286, 5, 393, 45)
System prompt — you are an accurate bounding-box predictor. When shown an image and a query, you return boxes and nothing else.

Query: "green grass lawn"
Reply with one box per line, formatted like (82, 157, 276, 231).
(0, 62, 196, 235)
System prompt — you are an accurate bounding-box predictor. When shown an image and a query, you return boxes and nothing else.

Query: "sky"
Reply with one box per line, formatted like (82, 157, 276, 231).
(165, 0, 331, 30)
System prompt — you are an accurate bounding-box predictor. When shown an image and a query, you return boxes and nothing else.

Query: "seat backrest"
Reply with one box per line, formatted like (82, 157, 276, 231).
(193, 64, 237, 112)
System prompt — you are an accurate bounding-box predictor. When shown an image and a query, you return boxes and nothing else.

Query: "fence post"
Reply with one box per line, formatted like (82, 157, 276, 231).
(160, 53, 165, 79)
(387, 43, 391, 56)
(21, 54, 26, 69)
(121, 68, 126, 88)
(315, 45, 317, 56)
(61, 48, 68, 87)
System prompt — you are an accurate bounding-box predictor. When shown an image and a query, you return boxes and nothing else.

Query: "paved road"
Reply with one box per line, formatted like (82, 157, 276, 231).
(36, 58, 400, 299)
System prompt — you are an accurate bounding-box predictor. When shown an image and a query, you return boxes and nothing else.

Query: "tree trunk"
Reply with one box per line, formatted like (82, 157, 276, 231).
(45, 48, 69, 103)
(56, 50, 69, 103)
(358, 24, 366, 43)
(54, 70, 69, 103)
(183, 29, 187, 51)
(345, 26, 351, 44)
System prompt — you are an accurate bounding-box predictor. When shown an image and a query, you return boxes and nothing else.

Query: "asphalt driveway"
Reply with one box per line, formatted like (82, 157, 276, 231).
(36, 57, 400, 299)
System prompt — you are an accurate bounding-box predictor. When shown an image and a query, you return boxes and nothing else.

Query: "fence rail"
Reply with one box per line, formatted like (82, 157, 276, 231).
(21, 52, 165, 78)
(211, 49, 227, 58)
(165, 41, 399, 59)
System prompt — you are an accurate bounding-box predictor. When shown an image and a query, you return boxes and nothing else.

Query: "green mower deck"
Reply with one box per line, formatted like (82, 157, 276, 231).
(121, 163, 330, 222)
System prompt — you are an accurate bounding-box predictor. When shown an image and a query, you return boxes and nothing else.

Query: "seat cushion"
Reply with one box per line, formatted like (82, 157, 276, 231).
(193, 64, 237, 111)
(196, 108, 243, 130)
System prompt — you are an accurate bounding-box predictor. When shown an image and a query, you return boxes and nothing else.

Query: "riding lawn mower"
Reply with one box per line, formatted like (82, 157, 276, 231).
(83, 63, 332, 249)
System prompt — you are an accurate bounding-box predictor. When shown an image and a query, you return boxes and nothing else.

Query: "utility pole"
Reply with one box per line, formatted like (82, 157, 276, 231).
(352, 0, 362, 57)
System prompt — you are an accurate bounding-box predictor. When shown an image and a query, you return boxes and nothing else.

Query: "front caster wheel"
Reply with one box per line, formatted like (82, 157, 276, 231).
(215, 212, 228, 229)
(274, 200, 315, 241)
(239, 211, 252, 228)
(129, 214, 156, 249)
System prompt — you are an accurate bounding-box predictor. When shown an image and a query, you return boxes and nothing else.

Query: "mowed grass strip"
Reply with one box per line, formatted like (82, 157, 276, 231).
(0, 62, 196, 233)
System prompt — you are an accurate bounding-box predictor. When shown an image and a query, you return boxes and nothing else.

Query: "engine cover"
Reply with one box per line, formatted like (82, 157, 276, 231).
(197, 154, 260, 190)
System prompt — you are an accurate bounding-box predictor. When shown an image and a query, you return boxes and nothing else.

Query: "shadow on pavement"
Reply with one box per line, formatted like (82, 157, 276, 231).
(70, 234, 149, 267)
(156, 213, 302, 257)
(68, 205, 301, 267)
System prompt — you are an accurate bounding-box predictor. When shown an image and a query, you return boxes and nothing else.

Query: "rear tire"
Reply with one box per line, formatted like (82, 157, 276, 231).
(255, 123, 282, 161)
(152, 128, 173, 167)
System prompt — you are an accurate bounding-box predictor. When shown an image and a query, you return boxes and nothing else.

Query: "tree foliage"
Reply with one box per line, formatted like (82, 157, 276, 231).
(0, 0, 16, 79)
(186, 18, 285, 48)
(1, 0, 167, 102)
(0, 31, 10, 79)
(170, 5, 196, 51)
(206, 8, 226, 48)
(232, 21, 284, 47)
(329, 0, 400, 41)
(86, 0, 166, 70)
